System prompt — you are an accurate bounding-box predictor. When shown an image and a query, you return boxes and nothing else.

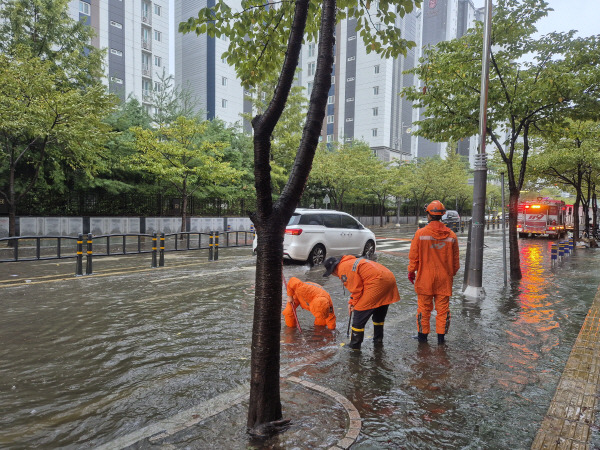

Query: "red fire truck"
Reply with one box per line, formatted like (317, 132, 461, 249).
(517, 198, 567, 239)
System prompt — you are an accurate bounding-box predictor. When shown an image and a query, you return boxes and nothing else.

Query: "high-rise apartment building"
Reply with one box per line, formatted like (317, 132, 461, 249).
(175, 0, 247, 125)
(69, 0, 170, 112)
(175, 0, 478, 162)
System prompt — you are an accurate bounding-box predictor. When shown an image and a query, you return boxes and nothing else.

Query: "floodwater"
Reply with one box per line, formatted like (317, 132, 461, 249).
(0, 231, 599, 449)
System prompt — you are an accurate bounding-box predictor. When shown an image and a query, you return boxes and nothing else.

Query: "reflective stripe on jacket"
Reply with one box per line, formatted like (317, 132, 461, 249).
(408, 221, 460, 296)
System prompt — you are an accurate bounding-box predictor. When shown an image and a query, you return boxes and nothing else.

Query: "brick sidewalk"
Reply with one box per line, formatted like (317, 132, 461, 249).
(532, 283, 600, 449)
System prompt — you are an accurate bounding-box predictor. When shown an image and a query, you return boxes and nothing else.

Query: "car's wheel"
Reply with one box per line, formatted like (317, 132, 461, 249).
(362, 240, 376, 259)
(308, 244, 326, 266)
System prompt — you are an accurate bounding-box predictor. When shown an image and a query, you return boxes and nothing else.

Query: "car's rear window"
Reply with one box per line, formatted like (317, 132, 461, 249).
(288, 214, 301, 226)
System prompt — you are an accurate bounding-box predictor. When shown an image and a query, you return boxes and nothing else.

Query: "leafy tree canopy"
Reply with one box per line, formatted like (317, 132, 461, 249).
(180, 0, 422, 88)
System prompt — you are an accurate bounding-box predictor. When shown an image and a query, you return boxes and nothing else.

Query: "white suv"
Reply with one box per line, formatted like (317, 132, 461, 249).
(253, 209, 376, 266)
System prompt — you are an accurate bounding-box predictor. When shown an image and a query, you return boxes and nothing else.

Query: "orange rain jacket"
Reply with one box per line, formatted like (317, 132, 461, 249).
(408, 220, 460, 296)
(333, 255, 400, 311)
(283, 277, 336, 330)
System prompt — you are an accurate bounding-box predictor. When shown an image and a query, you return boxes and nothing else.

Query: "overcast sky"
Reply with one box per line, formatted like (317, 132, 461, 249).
(473, 0, 598, 38)
(169, 0, 598, 74)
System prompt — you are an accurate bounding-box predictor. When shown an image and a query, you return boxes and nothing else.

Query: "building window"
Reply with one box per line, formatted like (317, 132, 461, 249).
(154, 56, 161, 67)
(110, 48, 123, 57)
(307, 62, 316, 76)
(327, 95, 334, 104)
(375, 22, 381, 31)
(327, 115, 334, 124)
(154, 4, 161, 15)
(308, 43, 316, 58)
(154, 81, 162, 91)
(110, 20, 122, 29)
(346, 97, 354, 102)
(154, 30, 162, 42)
(307, 82, 313, 96)
(327, 134, 333, 143)
(222, 76, 228, 86)
(331, 75, 335, 84)
(345, 117, 354, 122)
(222, 98, 228, 108)
(79, 1, 90, 15)
(348, 35, 356, 41)
(373, 107, 378, 116)
(373, 86, 379, 95)
(110, 76, 123, 84)
(347, 56, 355, 61)
(374, 64, 380, 74)
(319, 136, 323, 142)
(346, 77, 355, 82)
(372, 128, 378, 137)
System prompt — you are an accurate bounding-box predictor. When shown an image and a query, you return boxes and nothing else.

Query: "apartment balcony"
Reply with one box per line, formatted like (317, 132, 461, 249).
(142, 65, 152, 78)
(141, 39, 152, 52)
(142, 14, 152, 25)
(142, 90, 152, 103)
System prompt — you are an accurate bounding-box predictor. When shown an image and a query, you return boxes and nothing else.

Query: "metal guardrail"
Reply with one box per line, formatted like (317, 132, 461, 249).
(0, 230, 255, 276)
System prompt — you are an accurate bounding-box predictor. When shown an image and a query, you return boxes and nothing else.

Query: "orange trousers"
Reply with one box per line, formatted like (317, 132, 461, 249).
(416, 294, 450, 335)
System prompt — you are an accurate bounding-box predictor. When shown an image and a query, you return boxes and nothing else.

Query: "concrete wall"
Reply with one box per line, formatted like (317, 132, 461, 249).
(0, 217, 255, 238)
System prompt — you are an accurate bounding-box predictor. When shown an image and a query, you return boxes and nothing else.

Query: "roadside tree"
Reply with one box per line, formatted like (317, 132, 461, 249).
(402, 0, 600, 279)
(310, 142, 382, 209)
(0, 52, 113, 239)
(130, 117, 243, 232)
(180, 0, 422, 433)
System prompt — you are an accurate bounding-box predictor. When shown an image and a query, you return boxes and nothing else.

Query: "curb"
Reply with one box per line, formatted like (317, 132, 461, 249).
(531, 283, 600, 449)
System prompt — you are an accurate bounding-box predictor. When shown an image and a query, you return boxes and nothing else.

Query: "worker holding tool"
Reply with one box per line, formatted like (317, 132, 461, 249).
(323, 255, 400, 349)
(408, 200, 460, 345)
(282, 277, 336, 330)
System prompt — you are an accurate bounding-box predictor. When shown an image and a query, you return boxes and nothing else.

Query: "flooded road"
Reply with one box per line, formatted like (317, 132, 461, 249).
(1, 231, 599, 449)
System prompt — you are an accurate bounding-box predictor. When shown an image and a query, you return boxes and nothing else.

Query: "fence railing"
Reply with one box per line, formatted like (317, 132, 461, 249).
(0, 230, 255, 276)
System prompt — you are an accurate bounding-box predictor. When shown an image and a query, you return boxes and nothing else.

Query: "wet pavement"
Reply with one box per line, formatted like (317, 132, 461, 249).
(1, 227, 600, 449)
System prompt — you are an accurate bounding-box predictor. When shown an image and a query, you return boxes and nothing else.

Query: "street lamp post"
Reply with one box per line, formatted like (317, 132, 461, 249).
(463, 0, 492, 300)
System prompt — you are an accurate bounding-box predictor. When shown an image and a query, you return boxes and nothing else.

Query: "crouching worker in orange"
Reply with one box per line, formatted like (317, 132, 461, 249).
(323, 256, 400, 349)
(283, 277, 336, 330)
(408, 200, 460, 345)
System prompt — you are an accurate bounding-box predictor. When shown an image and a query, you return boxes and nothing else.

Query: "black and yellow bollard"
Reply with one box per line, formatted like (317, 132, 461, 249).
(214, 231, 219, 261)
(151, 232, 158, 268)
(551, 243, 558, 264)
(209, 231, 214, 261)
(85, 233, 93, 275)
(159, 232, 165, 267)
(76, 233, 83, 276)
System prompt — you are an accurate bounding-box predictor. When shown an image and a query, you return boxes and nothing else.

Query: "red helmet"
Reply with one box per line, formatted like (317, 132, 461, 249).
(425, 200, 446, 216)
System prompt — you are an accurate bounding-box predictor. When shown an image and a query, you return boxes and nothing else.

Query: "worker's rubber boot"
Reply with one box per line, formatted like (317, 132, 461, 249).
(437, 334, 445, 345)
(349, 330, 364, 349)
(373, 325, 384, 344)
(412, 332, 428, 343)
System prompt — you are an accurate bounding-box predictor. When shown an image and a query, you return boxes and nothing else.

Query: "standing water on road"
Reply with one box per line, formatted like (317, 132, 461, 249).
(0, 235, 599, 448)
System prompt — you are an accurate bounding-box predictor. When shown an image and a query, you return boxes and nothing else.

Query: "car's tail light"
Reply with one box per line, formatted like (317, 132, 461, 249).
(285, 228, 303, 236)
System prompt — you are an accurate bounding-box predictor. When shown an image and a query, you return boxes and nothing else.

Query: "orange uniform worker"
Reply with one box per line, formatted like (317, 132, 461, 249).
(282, 277, 336, 330)
(323, 255, 400, 349)
(408, 200, 460, 345)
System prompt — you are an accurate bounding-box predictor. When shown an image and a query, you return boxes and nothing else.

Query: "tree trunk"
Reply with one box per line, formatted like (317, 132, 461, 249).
(181, 194, 188, 233)
(508, 189, 522, 280)
(573, 194, 581, 241)
(247, 219, 286, 428)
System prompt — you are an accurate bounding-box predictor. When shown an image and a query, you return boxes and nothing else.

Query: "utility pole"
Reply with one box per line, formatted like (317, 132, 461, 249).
(463, 0, 492, 300)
